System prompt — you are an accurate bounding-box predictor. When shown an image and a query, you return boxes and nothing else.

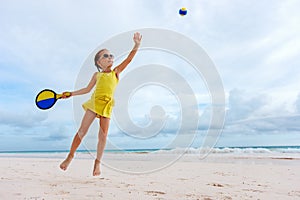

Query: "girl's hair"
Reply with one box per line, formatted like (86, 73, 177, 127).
(94, 49, 107, 71)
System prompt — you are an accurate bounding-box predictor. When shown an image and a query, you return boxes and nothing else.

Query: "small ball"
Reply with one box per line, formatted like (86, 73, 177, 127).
(179, 7, 187, 16)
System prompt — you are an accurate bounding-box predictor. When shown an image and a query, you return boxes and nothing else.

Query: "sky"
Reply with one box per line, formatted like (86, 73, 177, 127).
(0, 0, 300, 151)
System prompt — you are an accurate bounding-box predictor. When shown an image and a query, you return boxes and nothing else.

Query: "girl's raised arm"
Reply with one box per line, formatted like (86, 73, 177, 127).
(114, 32, 142, 75)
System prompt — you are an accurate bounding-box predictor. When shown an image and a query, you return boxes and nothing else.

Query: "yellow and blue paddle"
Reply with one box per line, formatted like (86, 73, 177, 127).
(35, 89, 71, 110)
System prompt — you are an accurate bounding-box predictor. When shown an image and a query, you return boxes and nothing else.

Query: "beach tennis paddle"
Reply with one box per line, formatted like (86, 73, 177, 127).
(35, 89, 71, 110)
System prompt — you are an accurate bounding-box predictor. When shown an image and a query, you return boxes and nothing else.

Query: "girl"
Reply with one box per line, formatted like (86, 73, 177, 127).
(60, 32, 142, 176)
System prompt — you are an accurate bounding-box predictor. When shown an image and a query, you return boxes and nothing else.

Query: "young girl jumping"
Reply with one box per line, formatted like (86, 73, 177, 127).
(60, 32, 142, 176)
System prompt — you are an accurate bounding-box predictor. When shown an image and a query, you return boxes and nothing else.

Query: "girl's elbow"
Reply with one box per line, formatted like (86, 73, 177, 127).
(86, 87, 93, 93)
(84, 89, 90, 94)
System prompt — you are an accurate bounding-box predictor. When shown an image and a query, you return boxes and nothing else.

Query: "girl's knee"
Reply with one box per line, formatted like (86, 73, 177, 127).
(98, 131, 108, 139)
(77, 129, 87, 138)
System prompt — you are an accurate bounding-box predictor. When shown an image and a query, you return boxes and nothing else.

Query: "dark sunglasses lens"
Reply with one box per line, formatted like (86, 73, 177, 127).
(103, 54, 109, 58)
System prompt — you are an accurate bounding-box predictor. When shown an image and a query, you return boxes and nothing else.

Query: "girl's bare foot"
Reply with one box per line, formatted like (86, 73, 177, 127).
(93, 159, 101, 176)
(59, 154, 73, 171)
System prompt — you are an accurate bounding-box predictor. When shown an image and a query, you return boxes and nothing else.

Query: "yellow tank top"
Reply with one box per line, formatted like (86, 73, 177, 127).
(82, 70, 119, 118)
(93, 70, 119, 98)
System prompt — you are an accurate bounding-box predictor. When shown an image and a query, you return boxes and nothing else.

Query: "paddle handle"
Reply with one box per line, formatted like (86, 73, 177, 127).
(57, 92, 71, 99)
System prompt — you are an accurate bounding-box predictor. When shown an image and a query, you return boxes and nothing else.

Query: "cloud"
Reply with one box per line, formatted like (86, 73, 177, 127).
(223, 89, 300, 136)
(0, 109, 48, 129)
(295, 92, 300, 113)
(226, 115, 300, 133)
(226, 89, 298, 119)
(35, 124, 72, 141)
(226, 89, 269, 122)
(201, 0, 300, 92)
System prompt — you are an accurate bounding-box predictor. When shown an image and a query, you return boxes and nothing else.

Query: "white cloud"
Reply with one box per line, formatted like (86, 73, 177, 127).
(295, 92, 300, 113)
(226, 89, 269, 122)
(264, 38, 300, 66)
(0, 108, 47, 128)
(223, 89, 300, 143)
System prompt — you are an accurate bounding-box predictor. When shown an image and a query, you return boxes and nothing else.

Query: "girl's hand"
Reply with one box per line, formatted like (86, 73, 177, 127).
(133, 32, 142, 46)
(62, 91, 72, 99)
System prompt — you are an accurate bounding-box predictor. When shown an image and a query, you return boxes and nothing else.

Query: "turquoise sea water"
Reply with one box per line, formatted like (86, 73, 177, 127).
(0, 145, 299, 155)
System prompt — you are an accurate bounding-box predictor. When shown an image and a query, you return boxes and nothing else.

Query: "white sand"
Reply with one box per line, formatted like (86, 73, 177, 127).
(0, 153, 300, 200)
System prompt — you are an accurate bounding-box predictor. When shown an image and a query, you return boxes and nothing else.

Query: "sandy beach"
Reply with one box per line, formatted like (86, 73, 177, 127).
(0, 152, 300, 200)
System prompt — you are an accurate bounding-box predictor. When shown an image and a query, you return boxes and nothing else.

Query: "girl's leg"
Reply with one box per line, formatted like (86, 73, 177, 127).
(93, 116, 110, 176)
(60, 110, 96, 171)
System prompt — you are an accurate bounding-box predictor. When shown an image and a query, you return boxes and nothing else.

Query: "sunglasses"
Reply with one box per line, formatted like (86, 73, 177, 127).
(102, 54, 114, 59)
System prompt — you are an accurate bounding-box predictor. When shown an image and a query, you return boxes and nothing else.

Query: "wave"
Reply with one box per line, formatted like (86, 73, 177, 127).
(154, 146, 300, 154)
(1, 146, 300, 155)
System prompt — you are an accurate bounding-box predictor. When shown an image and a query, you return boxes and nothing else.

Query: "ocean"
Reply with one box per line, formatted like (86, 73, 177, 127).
(1, 145, 300, 156)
